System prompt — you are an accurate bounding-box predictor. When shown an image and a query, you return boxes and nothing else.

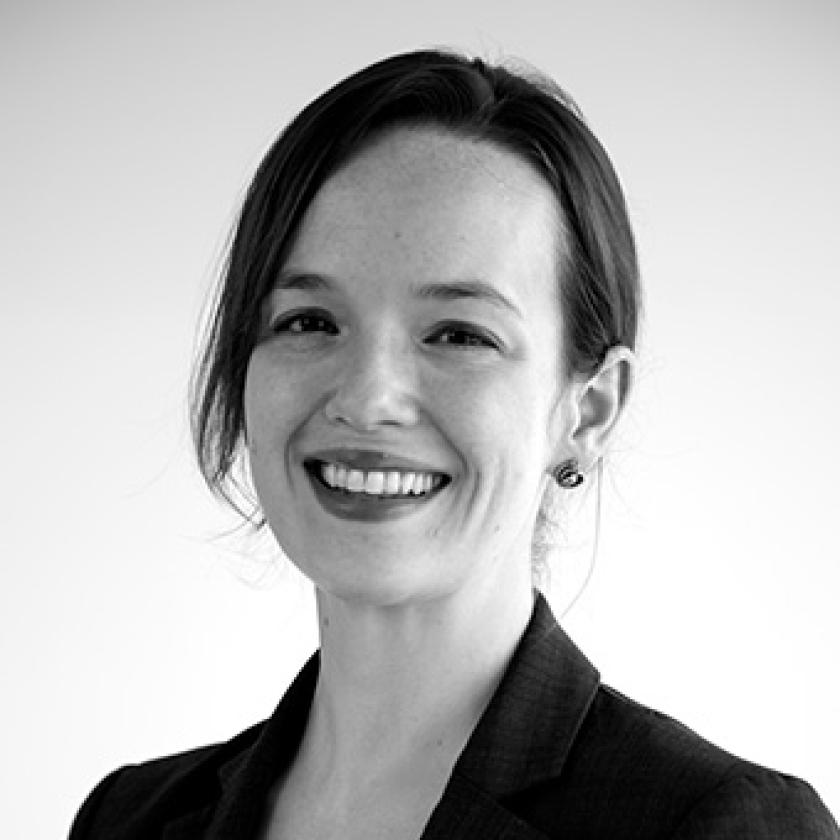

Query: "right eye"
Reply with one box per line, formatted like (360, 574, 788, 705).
(270, 310, 339, 335)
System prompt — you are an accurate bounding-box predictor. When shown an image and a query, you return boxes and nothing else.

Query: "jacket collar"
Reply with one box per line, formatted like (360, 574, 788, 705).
(199, 593, 599, 839)
(202, 655, 319, 838)
(451, 592, 600, 797)
(421, 593, 600, 839)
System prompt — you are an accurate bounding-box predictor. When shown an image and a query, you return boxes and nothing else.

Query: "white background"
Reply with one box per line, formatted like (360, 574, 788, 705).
(2, 0, 838, 835)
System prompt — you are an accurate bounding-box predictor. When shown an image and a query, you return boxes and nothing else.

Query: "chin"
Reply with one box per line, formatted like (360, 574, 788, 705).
(292, 543, 465, 609)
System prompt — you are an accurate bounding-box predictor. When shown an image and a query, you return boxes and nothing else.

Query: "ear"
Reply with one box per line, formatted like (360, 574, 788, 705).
(553, 345, 636, 471)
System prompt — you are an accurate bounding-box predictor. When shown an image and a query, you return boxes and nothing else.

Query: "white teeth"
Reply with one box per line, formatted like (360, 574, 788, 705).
(347, 469, 365, 492)
(364, 471, 385, 494)
(318, 462, 443, 497)
(385, 471, 401, 494)
(336, 464, 348, 488)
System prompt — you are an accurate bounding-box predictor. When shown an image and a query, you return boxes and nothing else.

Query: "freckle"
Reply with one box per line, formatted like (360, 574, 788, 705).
(493, 524, 501, 533)
(322, 616, 330, 629)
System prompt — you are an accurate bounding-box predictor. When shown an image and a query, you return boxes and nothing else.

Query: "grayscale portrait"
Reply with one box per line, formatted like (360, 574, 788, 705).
(3, 2, 838, 837)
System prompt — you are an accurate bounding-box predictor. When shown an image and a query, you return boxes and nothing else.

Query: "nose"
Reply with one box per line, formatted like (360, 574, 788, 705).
(324, 331, 419, 431)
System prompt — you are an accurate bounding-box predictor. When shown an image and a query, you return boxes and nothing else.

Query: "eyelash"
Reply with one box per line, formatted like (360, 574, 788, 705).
(425, 322, 501, 350)
(270, 310, 338, 336)
(269, 312, 500, 351)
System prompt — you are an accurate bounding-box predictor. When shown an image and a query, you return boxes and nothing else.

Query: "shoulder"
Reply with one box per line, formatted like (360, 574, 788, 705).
(69, 720, 266, 839)
(69, 653, 320, 838)
(573, 684, 740, 790)
(516, 684, 838, 838)
(671, 766, 839, 839)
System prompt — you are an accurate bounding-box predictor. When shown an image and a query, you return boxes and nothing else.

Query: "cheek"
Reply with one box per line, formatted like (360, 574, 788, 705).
(244, 351, 315, 449)
(435, 368, 554, 479)
(243, 359, 275, 457)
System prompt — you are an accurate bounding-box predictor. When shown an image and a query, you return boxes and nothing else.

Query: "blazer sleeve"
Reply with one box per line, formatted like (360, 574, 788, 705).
(672, 769, 839, 839)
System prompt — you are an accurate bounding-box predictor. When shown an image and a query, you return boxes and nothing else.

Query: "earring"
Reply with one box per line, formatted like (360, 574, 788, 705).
(553, 459, 584, 489)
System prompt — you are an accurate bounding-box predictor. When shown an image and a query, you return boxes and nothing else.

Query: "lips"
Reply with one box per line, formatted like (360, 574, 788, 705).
(302, 450, 452, 522)
(305, 447, 448, 474)
(305, 460, 449, 496)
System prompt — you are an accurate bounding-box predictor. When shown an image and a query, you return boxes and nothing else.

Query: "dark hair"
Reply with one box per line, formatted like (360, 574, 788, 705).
(191, 48, 641, 516)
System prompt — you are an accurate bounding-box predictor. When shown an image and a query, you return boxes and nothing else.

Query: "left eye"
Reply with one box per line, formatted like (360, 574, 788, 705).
(426, 324, 500, 349)
(270, 311, 338, 335)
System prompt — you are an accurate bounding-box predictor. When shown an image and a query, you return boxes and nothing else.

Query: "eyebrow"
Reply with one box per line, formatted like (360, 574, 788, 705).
(272, 272, 331, 293)
(412, 280, 523, 318)
(272, 272, 523, 319)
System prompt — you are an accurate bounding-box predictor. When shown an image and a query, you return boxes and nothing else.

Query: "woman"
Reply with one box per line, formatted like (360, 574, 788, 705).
(71, 49, 838, 839)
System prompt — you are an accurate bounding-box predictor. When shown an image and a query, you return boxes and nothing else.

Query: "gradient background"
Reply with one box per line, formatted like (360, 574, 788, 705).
(2, 0, 838, 835)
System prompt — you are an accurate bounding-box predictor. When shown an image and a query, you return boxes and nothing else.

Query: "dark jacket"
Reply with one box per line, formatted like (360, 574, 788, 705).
(70, 595, 838, 838)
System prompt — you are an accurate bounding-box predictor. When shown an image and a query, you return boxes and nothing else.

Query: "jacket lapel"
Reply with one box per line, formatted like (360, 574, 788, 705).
(422, 774, 550, 840)
(422, 593, 600, 837)
(203, 653, 320, 839)
(161, 807, 215, 840)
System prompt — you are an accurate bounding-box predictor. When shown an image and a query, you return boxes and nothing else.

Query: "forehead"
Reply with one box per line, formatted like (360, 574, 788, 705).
(285, 128, 563, 301)
(333, 127, 549, 201)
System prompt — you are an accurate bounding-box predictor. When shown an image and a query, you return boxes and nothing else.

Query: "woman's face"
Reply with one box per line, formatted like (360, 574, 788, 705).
(244, 128, 569, 607)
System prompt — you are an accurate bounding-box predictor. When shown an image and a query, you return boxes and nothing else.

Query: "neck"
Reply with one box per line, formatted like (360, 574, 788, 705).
(305, 570, 535, 787)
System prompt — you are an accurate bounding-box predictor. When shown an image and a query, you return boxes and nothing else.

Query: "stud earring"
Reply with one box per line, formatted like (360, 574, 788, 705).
(553, 459, 584, 489)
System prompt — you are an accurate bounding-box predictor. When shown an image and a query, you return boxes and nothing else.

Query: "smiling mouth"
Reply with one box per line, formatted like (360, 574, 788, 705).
(304, 459, 451, 499)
